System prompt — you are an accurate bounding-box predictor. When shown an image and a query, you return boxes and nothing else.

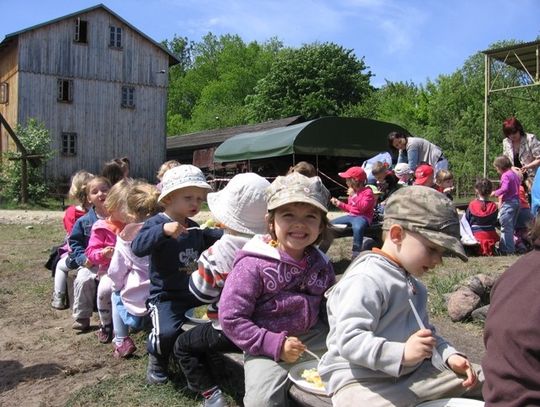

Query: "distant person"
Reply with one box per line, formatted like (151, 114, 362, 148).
(502, 117, 540, 191)
(102, 158, 129, 185)
(491, 156, 521, 255)
(156, 160, 180, 191)
(413, 164, 436, 188)
(371, 161, 401, 203)
(287, 161, 317, 177)
(435, 169, 455, 200)
(319, 186, 482, 406)
(394, 163, 414, 185)
(388, 132, 447, 172)
(511, 167, 534, 253)
(465, 179, 499, 256)
(483, 217, 540, 406)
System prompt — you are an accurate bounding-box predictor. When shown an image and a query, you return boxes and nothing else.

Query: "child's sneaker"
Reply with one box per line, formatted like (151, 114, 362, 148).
(146, 354, 169, 384)
(96, 323, 113, 343)
(51, 292, 68, 310)
(113, 337, 136, 358)
(203, 389, 227, 407)
(72, 318, 90, 331)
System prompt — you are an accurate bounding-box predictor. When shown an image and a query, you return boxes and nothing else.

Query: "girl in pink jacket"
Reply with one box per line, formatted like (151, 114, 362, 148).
(85, 179, 131, 343)
(108, 182, 161, 358)
(330, 166, 376, 259)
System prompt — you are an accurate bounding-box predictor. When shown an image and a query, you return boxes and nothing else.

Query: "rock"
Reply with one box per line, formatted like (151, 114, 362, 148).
(476, 273, 497, 290)
(471, 305, 490, 323)
(25, 225, 34, 230)
(463, 276, 485, 297)
(447, 287, 481, 322)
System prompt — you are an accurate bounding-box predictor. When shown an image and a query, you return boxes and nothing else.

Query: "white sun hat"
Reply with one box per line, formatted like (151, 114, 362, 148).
(207, 173, 270, 235)
(158, 165, 212, 203)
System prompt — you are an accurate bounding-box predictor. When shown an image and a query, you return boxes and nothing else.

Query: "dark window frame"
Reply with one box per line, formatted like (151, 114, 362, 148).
(74, 18, 88, 44)
(57, 79, 73, 103)
(109, 26, 122, 49)
(61, 132, 77, 156)
(0, 82, 8, 104)
(121, 86, 135, 109)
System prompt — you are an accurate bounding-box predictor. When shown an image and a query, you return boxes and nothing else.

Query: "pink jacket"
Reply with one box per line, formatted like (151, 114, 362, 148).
(108, 223, 150, 316)
(85, 219, 123, 276)
(336, 186, 376, 223)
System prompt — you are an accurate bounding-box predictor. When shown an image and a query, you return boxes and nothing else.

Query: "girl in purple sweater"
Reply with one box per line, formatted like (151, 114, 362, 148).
(219, 172, 336, 407)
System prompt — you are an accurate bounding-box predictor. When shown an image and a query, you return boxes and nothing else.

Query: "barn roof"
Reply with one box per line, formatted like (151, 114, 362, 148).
(0, 3, 180, 66)
(166, 116, 304, 151)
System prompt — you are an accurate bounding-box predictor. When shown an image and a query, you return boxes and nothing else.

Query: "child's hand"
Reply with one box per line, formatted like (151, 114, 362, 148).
(330, 197, 340, 207)
(447, 354, 477, 388)
(280, 336, 306, 363)
(402, 329, 436, 367)
(163, 222, 187, 238)
(101, 246, 115, 259)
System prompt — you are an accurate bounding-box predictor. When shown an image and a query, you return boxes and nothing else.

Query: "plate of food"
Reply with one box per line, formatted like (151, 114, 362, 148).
(184, 305, 211, 324)
(416, 398, 484, 407)
(288, 360, 328, 396)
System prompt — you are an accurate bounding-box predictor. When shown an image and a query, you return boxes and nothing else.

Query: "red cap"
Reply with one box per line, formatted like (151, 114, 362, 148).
(414, 164, 434, 185)
(338, 166, 366, 182)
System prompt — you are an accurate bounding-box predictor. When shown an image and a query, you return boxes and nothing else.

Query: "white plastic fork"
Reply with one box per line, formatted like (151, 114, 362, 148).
(408, 299, 447, 371)
(303, 348, 321, 362)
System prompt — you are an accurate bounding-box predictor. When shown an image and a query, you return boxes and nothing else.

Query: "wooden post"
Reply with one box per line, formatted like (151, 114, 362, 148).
(0, 112, 29, 203)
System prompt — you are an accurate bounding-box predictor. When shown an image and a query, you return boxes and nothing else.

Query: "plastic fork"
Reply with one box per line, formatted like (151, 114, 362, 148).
(303, 348, 321, 362)
(408, 299, 447, 371)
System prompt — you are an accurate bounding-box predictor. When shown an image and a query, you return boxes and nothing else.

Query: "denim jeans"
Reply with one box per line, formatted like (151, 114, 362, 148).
(498, 198, 520, 254)
(332, 215, 369, 252)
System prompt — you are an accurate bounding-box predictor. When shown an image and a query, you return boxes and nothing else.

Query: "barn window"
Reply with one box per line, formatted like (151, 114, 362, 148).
(0, 82, 8, 104)
(109, 26, 122, 48)
(121, 86, 135, 108)
(74, 18, 88, 43)
(57, 79, 73, 103)
(61, 132, 77, 156)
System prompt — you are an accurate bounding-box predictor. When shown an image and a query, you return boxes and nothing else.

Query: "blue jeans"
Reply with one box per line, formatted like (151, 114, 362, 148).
(332, 215, 369, 252)
(498, 198, 520, 254)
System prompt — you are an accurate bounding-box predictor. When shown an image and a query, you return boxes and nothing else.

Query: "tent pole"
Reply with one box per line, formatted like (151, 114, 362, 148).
(292, 153, 296, 166)
(483, 53, 490, 178)
(316, 155, 319, 171)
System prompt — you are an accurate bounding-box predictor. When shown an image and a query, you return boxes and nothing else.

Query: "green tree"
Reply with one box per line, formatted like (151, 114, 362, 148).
(0, 119, 53, 203)
(246, 42, 373, 121)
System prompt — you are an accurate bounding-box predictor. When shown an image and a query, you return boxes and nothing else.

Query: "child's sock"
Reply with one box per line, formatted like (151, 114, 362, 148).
(202, 386, 219, 399)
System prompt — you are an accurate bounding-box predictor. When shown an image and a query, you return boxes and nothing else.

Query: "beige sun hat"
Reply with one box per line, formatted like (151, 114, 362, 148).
(266, 172, 330, 213)
(158, 165, 212, 203)
(207, 173, 270, 235)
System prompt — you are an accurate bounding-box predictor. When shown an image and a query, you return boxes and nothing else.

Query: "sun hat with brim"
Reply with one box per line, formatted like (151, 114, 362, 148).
(207, 173, 270, 235)
(266, 172, 330, 213)
(338, 166, 367, 182)
(158, 164, 212, 203)
(382, 186, 467, 262)
(394, 163, 413, 177)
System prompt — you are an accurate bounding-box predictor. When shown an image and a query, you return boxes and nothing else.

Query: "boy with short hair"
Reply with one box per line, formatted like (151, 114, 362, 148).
(319, 186, 483, 406)
(132, 165, 220, 384)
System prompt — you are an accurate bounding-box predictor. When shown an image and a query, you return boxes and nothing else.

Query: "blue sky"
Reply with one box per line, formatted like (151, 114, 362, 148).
(2, 0, 539, 87)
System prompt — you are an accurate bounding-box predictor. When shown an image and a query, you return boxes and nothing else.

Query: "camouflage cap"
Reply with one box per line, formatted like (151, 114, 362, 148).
(383, 186, 467, 262)
(266, 172, 330, 213)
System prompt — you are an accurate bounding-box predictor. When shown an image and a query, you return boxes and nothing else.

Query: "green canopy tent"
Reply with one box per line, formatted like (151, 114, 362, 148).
(213, 116, 410, 164)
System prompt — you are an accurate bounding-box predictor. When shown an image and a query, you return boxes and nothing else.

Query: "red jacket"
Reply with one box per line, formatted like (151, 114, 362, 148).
(336, 186, 376, 223)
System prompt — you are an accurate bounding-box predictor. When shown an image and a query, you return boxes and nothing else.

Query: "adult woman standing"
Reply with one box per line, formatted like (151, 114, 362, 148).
(388, 132, 448, 172)
(502, 117, 540, 189)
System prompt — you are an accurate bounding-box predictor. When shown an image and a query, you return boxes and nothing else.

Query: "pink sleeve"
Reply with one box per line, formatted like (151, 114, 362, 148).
(85, 228, 110, 266)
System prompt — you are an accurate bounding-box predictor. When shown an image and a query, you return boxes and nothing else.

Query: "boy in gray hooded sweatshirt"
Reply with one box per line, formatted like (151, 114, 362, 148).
(319, 186, 483, 407)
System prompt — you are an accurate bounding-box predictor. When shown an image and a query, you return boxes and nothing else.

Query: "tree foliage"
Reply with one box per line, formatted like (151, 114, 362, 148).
(246, 42, 373, 121)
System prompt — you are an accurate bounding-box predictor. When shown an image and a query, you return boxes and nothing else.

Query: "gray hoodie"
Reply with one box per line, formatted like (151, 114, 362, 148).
(318, 251, 458, 395)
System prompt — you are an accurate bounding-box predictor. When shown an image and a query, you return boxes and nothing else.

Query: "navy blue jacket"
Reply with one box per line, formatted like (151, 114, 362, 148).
(131, 213, 222, 300)
(66, 207, 98, 269)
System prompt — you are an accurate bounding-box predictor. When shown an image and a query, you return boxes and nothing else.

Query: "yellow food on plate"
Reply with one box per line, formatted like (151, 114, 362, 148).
(301, 368, 325, 389)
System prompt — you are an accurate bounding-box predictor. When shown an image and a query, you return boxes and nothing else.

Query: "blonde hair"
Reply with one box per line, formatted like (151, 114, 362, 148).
(157, 160, 180, 181)
(287, 161, 317, 177)
(435, 169, 454, 184)
(104, 178, 132, 212)
(494, 156, 512, 171)
(127, 181, 162, 222)
(68, 170, 94, 205)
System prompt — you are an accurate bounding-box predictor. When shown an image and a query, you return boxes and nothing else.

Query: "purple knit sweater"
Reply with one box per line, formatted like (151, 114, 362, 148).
(219, 235, 335, 362)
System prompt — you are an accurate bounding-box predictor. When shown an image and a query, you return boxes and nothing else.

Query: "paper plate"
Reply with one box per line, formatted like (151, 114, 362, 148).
(288, 360, 329, 396)
(331, 224, 348, 230)
(184, 307, 211, 324)
(416, 398, 484, 407)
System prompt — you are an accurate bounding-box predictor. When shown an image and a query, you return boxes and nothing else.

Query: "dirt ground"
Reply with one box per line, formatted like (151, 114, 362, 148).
(0, 209, 505, 406)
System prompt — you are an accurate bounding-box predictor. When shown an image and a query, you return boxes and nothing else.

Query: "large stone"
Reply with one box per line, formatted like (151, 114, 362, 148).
(463, 276, 485, 297)
(471, 305, 490, 323)
(447, 287, 481, 322)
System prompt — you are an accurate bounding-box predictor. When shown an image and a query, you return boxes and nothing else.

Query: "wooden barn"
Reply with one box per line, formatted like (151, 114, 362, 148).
(0, 4, 179, 182)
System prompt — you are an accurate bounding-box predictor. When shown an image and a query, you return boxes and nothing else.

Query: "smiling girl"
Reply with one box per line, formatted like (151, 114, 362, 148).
(219, 172, 336, 407)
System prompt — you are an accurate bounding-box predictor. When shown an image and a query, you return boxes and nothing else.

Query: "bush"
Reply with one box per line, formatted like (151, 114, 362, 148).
(0, 119, 53, 204)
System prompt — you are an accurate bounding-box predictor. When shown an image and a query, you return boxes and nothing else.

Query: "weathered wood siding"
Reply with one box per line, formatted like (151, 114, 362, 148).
(0, 40, 19, 153)
(15, 8, 169, 180)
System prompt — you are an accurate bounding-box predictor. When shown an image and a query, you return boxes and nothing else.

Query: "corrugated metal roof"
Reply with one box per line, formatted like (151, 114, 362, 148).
(0, 3, 180, 66)
(166, 116, 304, 150)
(482, 40, 540, 80)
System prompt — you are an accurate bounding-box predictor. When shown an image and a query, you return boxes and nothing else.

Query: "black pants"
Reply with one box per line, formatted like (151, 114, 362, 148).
(173, 322, 239, 393)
